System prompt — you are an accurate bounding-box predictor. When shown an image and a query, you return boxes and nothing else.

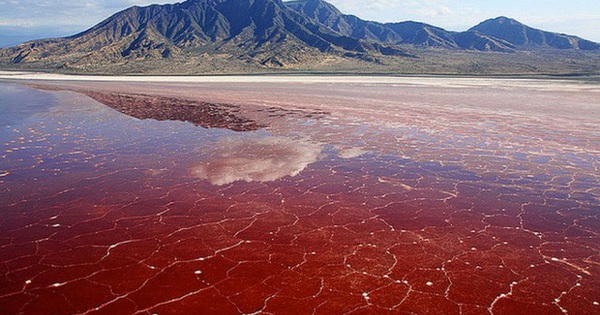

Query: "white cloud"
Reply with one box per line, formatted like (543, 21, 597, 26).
(329, 0, 456, 22)
(406, 0, 453, 19)
(326, 0, 485, 32)
(0, 19, 36, 27)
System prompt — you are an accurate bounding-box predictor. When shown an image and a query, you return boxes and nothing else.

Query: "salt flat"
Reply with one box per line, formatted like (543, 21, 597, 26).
(0, 74, 598, 314)
(1, 70, 598, 91)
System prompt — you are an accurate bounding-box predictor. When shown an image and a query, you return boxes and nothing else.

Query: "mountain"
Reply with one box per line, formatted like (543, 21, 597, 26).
(286, 0, 402, 44)
(470, 17, 600, 51)
(285, 0, 515, 52)
(0, 0, 407, 71)
(0, 0, 598, 74)
(285, 0, 600, 53)
(385, 22, 456, 47)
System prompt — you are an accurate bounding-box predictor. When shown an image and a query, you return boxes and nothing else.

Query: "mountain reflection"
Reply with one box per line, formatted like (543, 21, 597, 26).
(193, 136, 322, 185)
(84, 91, 264, 132)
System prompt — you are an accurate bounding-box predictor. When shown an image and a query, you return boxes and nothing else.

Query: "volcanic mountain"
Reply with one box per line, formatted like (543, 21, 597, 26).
(0, 0, 598, 74)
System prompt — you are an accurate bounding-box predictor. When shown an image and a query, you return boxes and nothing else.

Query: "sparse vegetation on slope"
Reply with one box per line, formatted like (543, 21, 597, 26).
(0, 0, 598, 74)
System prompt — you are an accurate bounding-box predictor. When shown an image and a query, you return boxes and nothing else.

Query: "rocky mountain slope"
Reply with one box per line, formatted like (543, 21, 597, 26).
(286, 0, 600, 53)
(286, 0, 516, 51)
(0, 0, 598, 74)
(0, 0, 406, 70)
(469, 16, 600, 50)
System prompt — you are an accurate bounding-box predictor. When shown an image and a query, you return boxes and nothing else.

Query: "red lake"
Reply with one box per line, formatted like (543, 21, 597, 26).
(0, 76, 599, 315)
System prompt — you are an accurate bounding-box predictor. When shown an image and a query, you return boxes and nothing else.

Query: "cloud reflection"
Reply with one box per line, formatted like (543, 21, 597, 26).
(193, 136, 322, 185)
(338, 147, 368, 159)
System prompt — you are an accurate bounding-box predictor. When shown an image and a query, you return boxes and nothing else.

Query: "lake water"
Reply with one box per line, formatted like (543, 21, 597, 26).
(0, 78, 599, 315)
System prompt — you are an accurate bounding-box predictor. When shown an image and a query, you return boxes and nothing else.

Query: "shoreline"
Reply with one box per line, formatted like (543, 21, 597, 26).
(1, 71, 599, 89)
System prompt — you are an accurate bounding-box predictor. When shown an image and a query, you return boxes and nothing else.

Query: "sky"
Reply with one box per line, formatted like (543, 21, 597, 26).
(0, 0, 599, 47)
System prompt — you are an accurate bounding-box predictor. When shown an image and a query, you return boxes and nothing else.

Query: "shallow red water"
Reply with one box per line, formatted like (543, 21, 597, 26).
(0, 78, 599, 315)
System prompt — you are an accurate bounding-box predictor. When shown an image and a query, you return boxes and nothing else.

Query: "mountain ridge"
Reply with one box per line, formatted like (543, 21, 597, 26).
(1, 0, 599, 74)
(285, 0, 598, 53)
(470, 16, 600, 50)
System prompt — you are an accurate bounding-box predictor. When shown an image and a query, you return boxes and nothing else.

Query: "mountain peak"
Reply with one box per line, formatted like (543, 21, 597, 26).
(1, 0, 598, 73)
(470, 16, 599, 50)
(488, 16, 522, 25)
(285, 0, 343, 20)
(0, 0, 409, 70)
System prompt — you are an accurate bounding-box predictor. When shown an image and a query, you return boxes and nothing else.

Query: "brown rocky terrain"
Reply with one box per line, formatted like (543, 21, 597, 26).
(0, 0, 599, 74)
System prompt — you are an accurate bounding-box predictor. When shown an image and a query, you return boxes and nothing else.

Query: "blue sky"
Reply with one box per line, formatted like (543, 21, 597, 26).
(0, 0, 599, 47)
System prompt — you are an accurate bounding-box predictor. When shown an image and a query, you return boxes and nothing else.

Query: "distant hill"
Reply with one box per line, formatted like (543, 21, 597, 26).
(286, 0, 516, 52)
(286, 0, 600, 53)
(470, 17, 600, 51)
(0, 0, 598, 74)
